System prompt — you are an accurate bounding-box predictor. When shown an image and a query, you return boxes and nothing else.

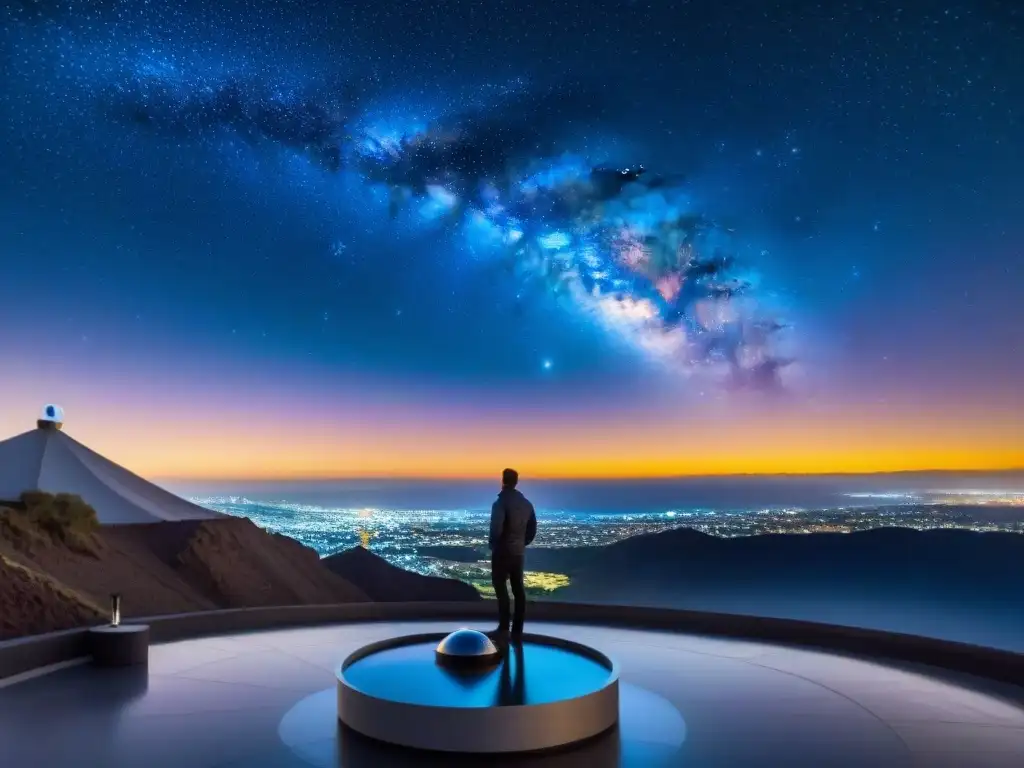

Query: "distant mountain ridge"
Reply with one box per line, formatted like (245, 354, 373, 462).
(422, 526, 1024, 586)
(540, 526, 1024, 650)
(555, 526, 1023, 589)
(322, 546, 481, 602)
(414, 526, 1024, 651)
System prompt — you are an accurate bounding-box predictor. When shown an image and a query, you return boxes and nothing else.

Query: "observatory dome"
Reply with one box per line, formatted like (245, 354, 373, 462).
(38, 404, 65, 430)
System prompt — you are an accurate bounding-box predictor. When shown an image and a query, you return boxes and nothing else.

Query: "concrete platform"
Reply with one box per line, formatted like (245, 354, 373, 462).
(1, 620, 1023, 767)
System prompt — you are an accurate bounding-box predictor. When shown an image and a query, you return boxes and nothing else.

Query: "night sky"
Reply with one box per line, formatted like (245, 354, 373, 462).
(1, 0, 1021, 479)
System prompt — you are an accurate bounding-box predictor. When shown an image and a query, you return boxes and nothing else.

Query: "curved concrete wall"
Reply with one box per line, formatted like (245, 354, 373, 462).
(3, 600, 1024, 688)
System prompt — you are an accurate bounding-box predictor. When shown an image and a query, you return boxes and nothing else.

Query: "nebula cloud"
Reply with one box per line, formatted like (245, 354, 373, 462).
(352, 98, 793, 390)
(108, 62, 791, 390)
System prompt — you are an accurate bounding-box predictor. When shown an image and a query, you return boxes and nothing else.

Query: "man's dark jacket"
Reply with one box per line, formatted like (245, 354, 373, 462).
(489, 488, 537, 556)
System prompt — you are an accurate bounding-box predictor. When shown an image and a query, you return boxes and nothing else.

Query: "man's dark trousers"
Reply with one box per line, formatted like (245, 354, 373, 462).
(492, 549, 526, 634)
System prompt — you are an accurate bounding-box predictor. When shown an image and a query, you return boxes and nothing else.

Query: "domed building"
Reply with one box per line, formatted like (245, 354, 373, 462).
(0, 406, 225, 525)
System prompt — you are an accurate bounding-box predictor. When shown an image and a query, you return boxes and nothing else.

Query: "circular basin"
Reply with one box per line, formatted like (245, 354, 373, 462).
(337, 632, 619, 753)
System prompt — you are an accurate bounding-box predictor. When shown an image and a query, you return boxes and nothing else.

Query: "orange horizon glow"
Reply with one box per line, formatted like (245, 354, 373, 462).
(154, 466, 1024, 482)
(2, 369, 1021, 482)
(7, 430, 1023, 481)
(151, 456, 1024, 483)
(2, 404, 1021, 482)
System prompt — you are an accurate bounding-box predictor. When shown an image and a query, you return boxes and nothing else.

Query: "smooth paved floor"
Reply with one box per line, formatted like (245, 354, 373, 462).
(2, 620, 1024, 767)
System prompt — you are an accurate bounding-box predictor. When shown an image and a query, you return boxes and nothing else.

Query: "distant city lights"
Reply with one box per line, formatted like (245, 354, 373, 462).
(845, 490, 1024, 506)
(193, 493, 1024, 598)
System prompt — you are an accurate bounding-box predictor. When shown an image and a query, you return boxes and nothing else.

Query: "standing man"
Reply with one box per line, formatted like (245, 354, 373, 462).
(489, 468, 537, 640)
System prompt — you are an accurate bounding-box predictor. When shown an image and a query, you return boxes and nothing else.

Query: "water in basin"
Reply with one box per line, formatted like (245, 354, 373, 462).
(342, 640, 612, 708)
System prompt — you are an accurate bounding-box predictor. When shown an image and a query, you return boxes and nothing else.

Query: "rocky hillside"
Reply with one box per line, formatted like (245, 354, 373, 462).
(0, 494, 369, 639)
(0, 554, 105, 639)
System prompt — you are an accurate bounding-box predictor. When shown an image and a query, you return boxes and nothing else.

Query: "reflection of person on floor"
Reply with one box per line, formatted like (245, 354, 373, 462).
(489, 467, 537, 639)
(496, 639, 527, 706)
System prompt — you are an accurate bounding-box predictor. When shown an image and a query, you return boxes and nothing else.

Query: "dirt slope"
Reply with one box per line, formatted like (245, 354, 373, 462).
(0, 507, 368, 638)
(0, 555, 104, 640)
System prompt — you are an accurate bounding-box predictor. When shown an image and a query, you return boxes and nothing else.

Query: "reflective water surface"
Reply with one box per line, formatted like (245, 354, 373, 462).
(342, 639, 613, 707)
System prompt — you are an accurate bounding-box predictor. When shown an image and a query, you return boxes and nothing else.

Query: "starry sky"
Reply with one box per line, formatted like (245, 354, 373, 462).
(0, 0, 1021, 479)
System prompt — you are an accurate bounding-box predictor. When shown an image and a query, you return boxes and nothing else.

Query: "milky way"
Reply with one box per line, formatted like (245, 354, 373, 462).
(2, 0, 803, 393)
(352, 97, 792, 389)
(118, 72, 792, 387)
(8, 1, 1019, 403)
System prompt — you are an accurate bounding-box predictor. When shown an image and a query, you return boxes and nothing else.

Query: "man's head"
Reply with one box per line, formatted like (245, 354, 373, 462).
(501, 468, 519, 489)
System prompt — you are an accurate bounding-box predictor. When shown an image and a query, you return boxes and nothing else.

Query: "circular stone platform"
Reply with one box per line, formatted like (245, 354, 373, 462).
(336, 632, 619, 753)
(88, 624, 150, 668)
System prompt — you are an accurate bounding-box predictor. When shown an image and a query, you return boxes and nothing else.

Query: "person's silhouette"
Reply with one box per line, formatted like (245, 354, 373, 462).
(488, 468, 536, 639)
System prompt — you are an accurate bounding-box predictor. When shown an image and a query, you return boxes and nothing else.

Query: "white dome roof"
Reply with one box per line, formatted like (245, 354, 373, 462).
(40, 404, 65, 423)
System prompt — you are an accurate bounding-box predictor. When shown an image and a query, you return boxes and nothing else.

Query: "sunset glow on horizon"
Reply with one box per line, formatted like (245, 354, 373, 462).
(1, 377, 1020, 481)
